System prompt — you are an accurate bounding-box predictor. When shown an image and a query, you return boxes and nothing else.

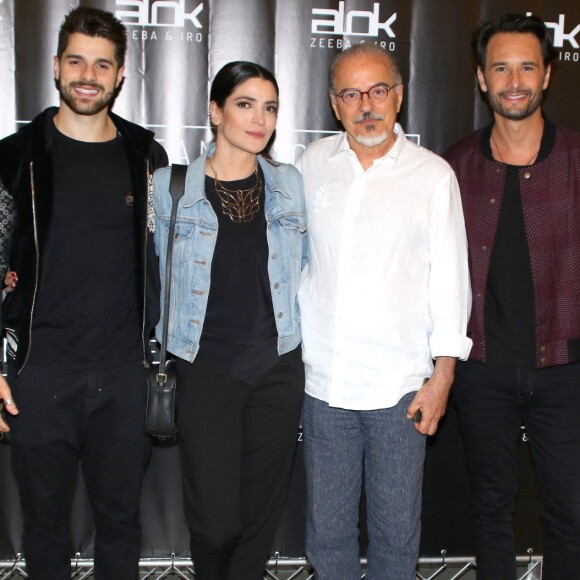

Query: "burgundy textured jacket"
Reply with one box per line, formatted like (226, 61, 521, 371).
(444, 121, 580, 368)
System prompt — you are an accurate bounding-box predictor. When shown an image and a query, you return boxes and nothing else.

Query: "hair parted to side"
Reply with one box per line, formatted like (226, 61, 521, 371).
(472, 13, 557, 70)
(210, 61, 279, 107)
(57, 7, 127, 68)
(210, 61, 280, 160)
(328, 44, 403, 93)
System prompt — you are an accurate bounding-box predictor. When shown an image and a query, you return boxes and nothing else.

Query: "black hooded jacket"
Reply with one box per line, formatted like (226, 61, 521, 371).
(0, 107, 168, 372)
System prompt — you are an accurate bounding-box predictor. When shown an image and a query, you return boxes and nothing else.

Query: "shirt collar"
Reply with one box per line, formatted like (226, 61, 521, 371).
(330, 122, 407, 169)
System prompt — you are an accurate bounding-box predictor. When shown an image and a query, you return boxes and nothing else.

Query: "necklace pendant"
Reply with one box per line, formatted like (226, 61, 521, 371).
(208, 156, 262, 223)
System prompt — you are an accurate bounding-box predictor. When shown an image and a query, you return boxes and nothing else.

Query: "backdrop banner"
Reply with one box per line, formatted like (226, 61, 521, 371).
(1, 0, 579, 561)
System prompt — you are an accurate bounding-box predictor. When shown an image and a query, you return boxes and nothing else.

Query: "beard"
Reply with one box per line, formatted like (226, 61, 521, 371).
(354, 131, 390, 147)
(353, 111, 392, 147)
(57, 80, 116, 116)
(488, 88, 543, 121)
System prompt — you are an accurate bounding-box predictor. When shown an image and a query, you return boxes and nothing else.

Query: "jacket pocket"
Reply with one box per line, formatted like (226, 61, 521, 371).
(278, 214, 306, 261)
(160, 219, 196, 265)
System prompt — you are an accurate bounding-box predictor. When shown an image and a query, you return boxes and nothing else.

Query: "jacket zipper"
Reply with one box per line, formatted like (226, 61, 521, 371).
(141, 160, 151, 368)
(19, 162, 40, 374)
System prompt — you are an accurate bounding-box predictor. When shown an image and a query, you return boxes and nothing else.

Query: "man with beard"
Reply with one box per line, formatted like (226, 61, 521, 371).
(297, 44, 472, 579)
(444, 13, 580, 580)
(0, 7, 167, 580)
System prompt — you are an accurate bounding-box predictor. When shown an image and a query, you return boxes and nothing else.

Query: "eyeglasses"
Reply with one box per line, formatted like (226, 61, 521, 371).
(335, 83, 401, 107)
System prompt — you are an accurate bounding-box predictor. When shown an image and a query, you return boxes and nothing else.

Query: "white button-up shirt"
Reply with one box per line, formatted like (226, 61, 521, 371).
(297, 124, 472, 410)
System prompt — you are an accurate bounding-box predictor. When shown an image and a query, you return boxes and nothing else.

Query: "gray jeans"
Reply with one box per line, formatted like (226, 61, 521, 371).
(303, 392, 426, 580)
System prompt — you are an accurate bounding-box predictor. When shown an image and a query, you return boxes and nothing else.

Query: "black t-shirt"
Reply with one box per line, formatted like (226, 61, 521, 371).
(199, 168, 278, 384)
(484, 163, 535, 366)
(482, 123, 555, 366)
(28, 123, 141, 367)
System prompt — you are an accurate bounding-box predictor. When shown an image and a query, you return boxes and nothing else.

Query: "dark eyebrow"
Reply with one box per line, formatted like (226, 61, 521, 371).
(65, 53, 115, 66)
(234, 96, 279, 105)
(489, 59, 538, 67)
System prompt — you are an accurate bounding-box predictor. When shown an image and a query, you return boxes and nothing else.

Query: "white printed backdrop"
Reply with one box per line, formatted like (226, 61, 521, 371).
(0, 0, 579, 560)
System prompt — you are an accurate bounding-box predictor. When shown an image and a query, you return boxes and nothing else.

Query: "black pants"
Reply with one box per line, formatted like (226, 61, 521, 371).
(176, 347, 304, 580)
(453, 359, 580, 580)
(8, 361, 152, 580)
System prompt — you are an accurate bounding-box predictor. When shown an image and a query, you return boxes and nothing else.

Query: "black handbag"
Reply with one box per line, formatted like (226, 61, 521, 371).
(144, 164, 187, 438)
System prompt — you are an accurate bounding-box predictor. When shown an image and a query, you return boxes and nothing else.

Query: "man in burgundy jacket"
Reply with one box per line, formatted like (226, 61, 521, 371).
(444, 13, 580, 580)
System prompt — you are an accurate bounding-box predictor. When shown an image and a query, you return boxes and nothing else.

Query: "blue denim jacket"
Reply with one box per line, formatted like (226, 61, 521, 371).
(153, 145, 307, 363)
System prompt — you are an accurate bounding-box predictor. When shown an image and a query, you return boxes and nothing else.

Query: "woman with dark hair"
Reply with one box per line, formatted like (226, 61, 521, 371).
(153, 61, 306, 579)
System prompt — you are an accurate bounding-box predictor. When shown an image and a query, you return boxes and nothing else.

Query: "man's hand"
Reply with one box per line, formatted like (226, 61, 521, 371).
(406, 356, 456, 436)
(0, 375, 19, 432)
(3, 271, 17, 293)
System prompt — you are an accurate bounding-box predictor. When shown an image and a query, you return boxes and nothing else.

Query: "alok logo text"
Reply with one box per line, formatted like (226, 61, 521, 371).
(312, 1, 396, 37)
(116, 0, 203, 28)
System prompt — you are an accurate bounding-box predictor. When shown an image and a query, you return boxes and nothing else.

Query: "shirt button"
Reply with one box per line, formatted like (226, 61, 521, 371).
(273, 282, 280, 289)
(268, 224, 272, 229)
(540, 356, 546, 364)
(524, 172, 531, 179)
(540, 345, 547, 353)
(277, 312, 284, 318)
(490, 198, 496, 204)
(476, 293, 482, 298)
(482, 245, 487, 251)
(272, 253, 277, 259)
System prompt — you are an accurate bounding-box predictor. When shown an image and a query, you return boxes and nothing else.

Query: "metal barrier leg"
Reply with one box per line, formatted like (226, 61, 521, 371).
(0, 555, 547, 579)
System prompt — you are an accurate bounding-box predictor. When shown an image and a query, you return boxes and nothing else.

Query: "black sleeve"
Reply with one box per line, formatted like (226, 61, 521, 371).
(150, 140, 169, 172)
(0, 179, 15, 278)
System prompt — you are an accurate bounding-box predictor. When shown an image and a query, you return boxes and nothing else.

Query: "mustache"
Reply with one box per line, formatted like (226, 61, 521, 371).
(68, 80, 105, 91)
(354, 112, 385, 123)
(498, 88, 533, 98)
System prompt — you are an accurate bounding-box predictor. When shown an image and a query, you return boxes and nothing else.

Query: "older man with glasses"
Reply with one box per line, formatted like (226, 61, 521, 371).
(296, 44, 472, 580)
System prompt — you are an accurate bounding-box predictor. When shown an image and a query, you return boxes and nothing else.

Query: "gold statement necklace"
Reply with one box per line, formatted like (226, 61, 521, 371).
(207, 156, 262, 223)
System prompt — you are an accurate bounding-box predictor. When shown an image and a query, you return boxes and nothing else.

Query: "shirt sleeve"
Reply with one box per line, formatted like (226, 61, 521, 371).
(427, 169, 472, 360)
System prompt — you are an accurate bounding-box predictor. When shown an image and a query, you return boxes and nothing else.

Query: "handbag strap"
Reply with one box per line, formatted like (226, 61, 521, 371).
(157, 164, 187, 376)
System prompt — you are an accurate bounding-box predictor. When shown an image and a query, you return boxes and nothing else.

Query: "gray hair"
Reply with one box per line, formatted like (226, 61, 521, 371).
(329, 44, 403, 93)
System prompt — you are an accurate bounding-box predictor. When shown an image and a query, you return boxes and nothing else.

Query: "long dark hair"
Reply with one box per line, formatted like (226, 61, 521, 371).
(210, 61, 279, 159)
